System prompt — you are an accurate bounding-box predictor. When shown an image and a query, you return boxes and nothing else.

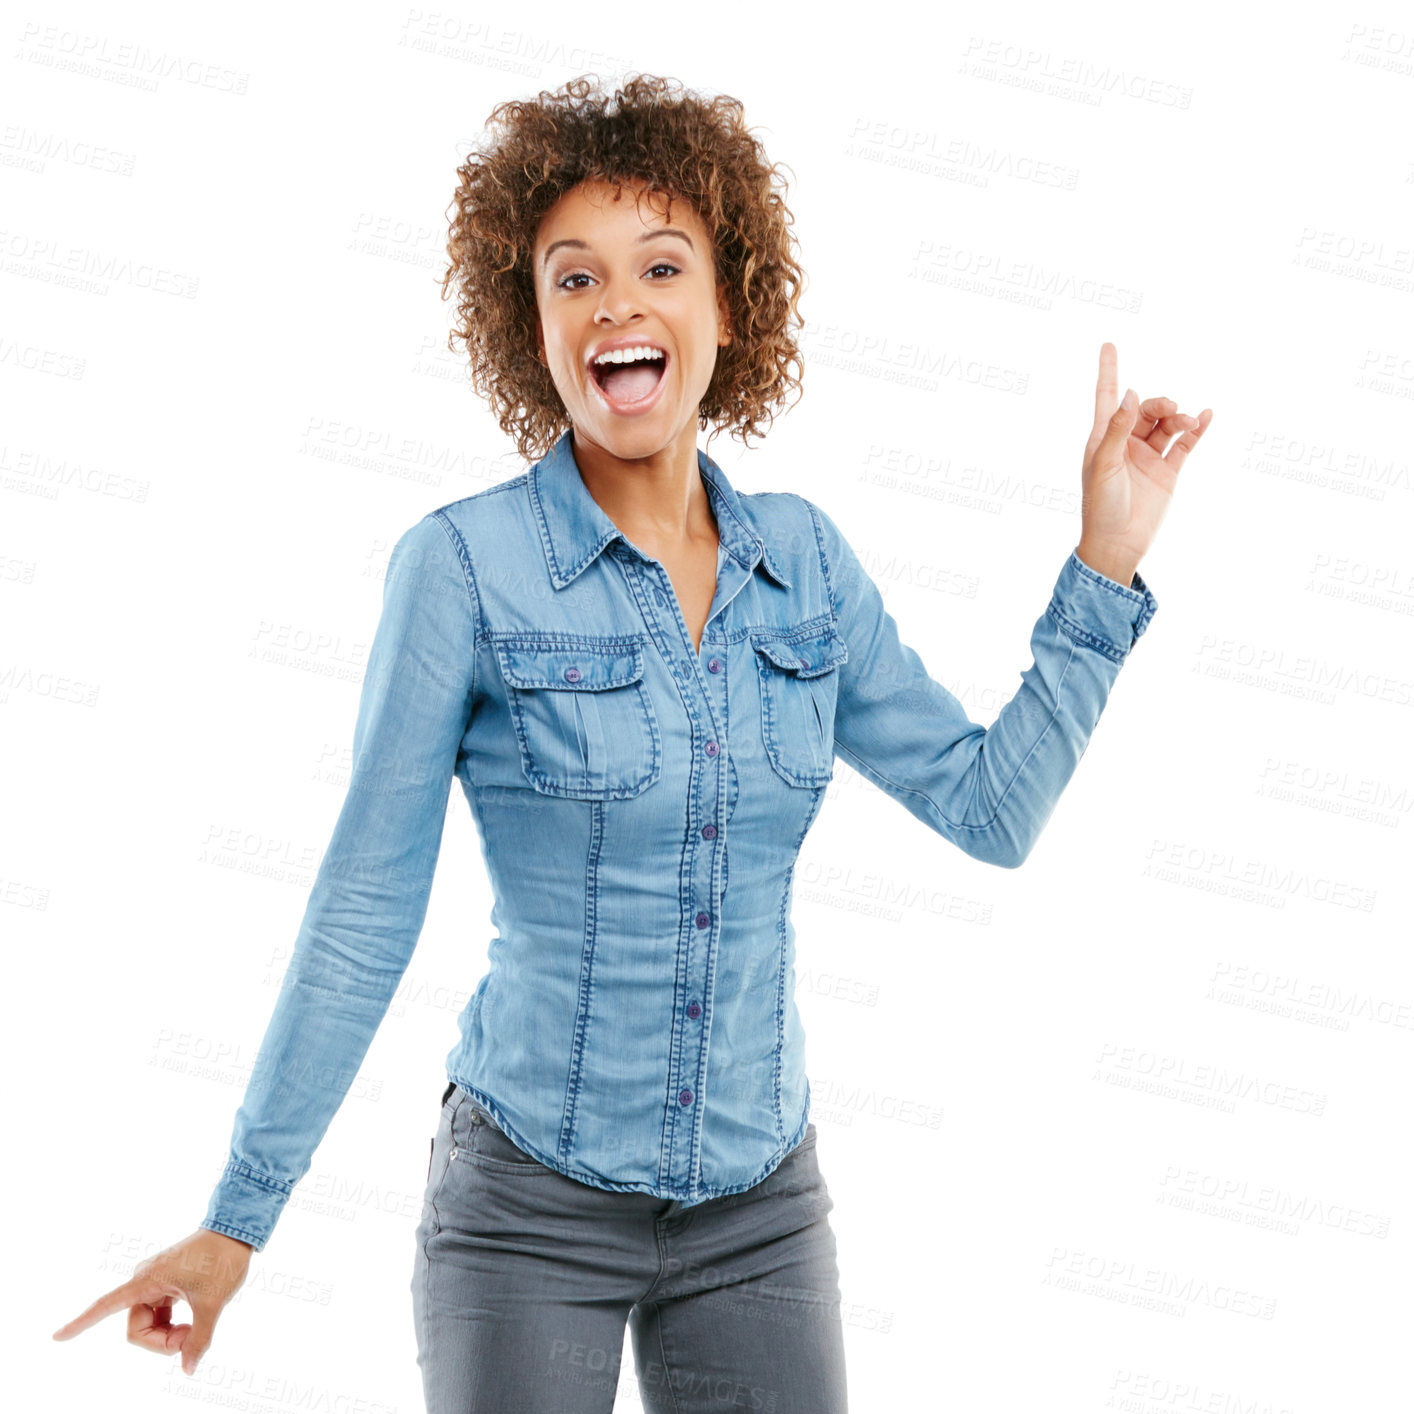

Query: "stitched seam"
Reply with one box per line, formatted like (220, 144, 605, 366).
(776, 894, 790, 1144)
(421, 1094, 459, 1274)
(202, 1219, 264, 1249)
(700, 468, 793, 587)
(431, 474, 526, 516)
(980, 641, 1075, 845)
(526, 453, 619, 587)
(492, 634, 646, 690)
(699, 465, 761, 570)
(773, 798, 817, 1143)
(1069, 550, 1145, 605)
(221, 1160, 293, 1196)
(638, 1218, 672, 1306)
(615, 554, 703, 1188)
(491, 631, 647, 648)
(431, 509, 481, 707)
(1047, 600, 1126, 665)
(561, 801, 603, 1162)
(798, 495, 835, 610)
(657, 1308, 685, 1414)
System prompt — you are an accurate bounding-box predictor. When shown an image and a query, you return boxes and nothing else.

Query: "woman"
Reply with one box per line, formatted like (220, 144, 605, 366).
(54, 73, 1211, 1411)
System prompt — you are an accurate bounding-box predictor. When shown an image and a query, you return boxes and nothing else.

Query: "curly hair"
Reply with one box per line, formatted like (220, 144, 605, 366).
(440, 72, 807, 463)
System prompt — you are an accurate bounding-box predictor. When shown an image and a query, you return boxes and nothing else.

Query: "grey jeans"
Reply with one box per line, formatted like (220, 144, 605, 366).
(411, 1083, 849, 1412)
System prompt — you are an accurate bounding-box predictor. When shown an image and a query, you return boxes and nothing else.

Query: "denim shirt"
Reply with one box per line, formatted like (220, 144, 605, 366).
(201, 427, 1157, 1251)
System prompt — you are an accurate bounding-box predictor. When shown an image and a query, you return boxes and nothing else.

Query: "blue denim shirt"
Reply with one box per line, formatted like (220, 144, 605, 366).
(201, 427, 1157, 1251)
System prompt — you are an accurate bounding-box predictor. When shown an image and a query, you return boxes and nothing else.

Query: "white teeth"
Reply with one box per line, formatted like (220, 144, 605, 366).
(593, 346, 664, 366)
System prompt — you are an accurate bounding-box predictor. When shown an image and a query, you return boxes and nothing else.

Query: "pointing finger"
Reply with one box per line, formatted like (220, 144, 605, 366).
(1093, 342, 1120, 427)
(52, 1279, 148, 1340)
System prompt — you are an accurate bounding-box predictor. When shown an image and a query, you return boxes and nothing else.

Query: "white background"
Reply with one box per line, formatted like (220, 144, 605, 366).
(13, 2, 1411, 1410)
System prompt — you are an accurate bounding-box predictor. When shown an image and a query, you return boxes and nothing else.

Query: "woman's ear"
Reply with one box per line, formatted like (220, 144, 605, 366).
(716, 285, 733, 348)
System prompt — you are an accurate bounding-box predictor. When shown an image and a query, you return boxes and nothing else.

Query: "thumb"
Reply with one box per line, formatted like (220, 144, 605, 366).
(180, 1307, 217, 1377)
(1096, 387, 1137, 463)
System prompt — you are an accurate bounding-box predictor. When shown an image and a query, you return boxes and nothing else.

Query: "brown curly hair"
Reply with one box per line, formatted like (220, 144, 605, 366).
(440, 72, 807, 463)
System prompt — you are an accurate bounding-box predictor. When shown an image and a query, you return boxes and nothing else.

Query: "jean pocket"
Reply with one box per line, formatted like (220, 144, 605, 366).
(494, 634, 662, 800)
(751, 625, 847, 788)
(451, 1102, 555, 1175)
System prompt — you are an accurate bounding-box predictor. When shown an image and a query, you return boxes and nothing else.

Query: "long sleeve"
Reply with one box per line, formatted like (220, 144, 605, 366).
(201, 511, 480, 1251)
(807, 499, 1157, 870)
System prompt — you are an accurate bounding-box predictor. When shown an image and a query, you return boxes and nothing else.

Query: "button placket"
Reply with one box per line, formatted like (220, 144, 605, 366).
(679, 637, 728, 1180)
(622, 541, 748, 1191)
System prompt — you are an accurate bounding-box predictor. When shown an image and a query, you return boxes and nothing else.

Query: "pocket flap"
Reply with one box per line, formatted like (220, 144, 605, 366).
(750, 625, 849, 678)
(495, 636, 646, 691)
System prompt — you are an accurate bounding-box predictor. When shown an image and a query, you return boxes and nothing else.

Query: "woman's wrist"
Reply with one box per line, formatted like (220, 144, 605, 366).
(1074, 539, 1139, 589)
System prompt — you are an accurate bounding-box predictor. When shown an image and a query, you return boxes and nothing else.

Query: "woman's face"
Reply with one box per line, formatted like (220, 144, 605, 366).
(532, 178, 731, 463)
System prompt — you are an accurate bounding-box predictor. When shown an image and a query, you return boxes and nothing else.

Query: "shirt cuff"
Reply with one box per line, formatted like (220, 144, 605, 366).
(200, 1162, 294, 1253)
(1046, 550, 1159, 665)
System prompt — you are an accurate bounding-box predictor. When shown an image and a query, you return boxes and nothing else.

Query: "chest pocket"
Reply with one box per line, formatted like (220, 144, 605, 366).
(494, 635, 661, 800)
(750, 623, 849, 788)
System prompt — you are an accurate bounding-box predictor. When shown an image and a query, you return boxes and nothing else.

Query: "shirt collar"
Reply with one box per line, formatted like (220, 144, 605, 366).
(528, 427, 792, 591)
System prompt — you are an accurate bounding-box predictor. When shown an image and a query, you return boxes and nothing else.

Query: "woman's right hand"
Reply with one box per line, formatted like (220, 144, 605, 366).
(52, 1228, 253, 1376)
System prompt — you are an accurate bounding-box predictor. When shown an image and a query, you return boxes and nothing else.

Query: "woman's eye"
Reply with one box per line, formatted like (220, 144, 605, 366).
(556, 264, 679, 291)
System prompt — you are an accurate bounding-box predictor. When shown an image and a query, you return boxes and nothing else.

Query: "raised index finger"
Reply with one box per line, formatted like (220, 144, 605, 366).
(1094, 341, 1120, 427)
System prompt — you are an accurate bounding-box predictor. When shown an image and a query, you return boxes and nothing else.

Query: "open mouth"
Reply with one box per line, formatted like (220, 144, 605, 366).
(589, 351, 668, 410)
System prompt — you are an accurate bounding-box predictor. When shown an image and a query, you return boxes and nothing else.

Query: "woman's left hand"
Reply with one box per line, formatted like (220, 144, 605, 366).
(1076, 341, 1213, 587)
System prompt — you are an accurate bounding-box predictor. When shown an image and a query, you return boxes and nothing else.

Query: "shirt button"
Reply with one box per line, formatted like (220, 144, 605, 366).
(679, 1088, 694, 1106)
(564, 666, 581, 683)
(707, 658, 722, 673)
(701, 824, 717, 840)
(705, 740, 719, 757)
(687, 1001, 701, 1019)
(695, 912, 710, 929)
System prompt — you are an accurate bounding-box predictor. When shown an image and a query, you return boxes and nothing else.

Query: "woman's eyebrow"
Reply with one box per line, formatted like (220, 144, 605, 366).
(541, 228, 695, 268)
